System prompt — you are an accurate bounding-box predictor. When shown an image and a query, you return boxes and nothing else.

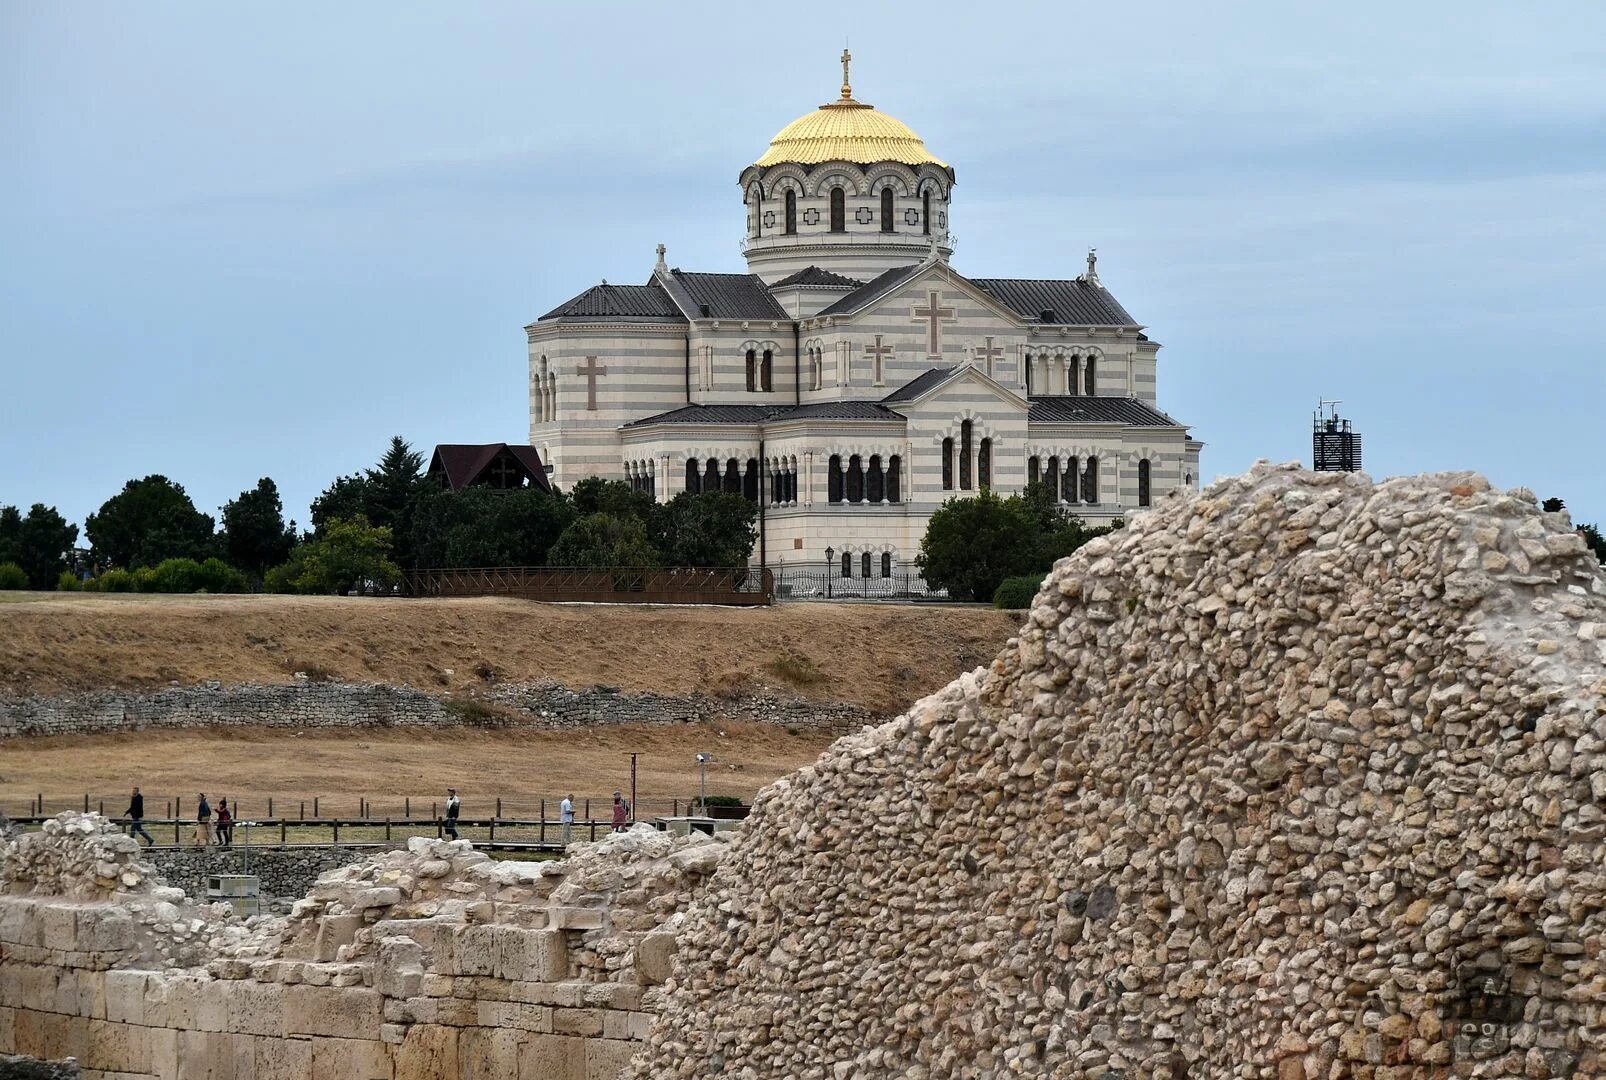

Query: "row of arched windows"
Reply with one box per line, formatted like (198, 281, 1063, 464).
(1028, 455, 1099, 505)
(685, 457, 760, 502)
(1025, 353, 1097, 397)
(625, 460, 655, 497)
(827, 454, 902, 505)
(745, 349, 774, 393)
(840, 551, 895, 579)
(534, 358, 557, 423)
(941, 421, 993, 492)
(764, 187, 936, 238)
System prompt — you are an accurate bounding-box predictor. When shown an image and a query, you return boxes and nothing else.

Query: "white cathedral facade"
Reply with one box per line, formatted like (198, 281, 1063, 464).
(527, 55, 1202, 579)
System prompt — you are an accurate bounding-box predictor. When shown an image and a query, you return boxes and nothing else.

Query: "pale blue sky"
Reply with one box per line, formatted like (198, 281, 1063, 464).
(3, 2, 1603, 530)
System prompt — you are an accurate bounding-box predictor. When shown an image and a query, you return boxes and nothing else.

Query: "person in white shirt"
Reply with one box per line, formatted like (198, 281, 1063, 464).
(559, 794, 574, 847)
(443, 788, 461, 841)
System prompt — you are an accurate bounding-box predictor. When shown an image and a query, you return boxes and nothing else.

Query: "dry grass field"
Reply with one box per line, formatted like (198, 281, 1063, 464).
(0, 593, 1016, 714)
(0, 594, 1019, 818)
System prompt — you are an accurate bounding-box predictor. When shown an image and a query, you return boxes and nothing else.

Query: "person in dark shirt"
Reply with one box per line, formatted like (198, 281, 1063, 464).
(443, 788, 460, 841)
(124, 786, 153, 846)
(215, 798, 234, 849)
(192, 793, 212, 848)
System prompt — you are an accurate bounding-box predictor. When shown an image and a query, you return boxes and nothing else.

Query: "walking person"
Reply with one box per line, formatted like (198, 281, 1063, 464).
(611, 791, 630, 833)
(559, 793, 574, 848)
(443, 788, 461, 841)
(124, 786, 154, 846)
(191, 793, 212, 849)
(215, 799, 234, 850)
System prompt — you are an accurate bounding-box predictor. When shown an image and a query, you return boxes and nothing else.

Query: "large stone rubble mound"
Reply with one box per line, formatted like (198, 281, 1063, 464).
(634, 465, 1606, 1079)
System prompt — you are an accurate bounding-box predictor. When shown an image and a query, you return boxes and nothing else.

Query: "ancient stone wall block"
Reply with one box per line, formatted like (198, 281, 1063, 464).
(85, 1017, 149, 1074)
(585, 1037, 639, 1080)
(393, 1023, 458, 1080)
(458, 1026, 522, 1077)
(518, 1033, 588, 1080)
(375, 936, 424, 1000)
(476, 999, 553, 1032)
(11, 1008, 83, 1063)
(454, 925, 499, 977)
(313, 913, 364, 962)
(0, 899, 42, 947)
(551, 1007, 605, 1038)
(283, 984, 382, 1040)
(223, 979, 286, 1038)
(551, 907, 606, 931)
(632, 931, 676, 985)
(101, 970, 146, 1027)
(37, 905, 77, 953)
(311, 1033, 394, 1079)
(515, 928, 568, 983)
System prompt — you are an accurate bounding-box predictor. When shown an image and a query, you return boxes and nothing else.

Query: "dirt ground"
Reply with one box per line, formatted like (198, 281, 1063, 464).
(0, 593, 1016, 715)
(0, 722, 837, 822)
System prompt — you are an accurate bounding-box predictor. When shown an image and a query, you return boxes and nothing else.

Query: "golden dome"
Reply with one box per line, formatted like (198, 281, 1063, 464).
(754, 52, 947, 169)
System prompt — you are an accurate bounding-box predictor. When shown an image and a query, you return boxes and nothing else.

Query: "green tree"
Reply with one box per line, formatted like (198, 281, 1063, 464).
(13, 504, 79, 589)
(221, 478, 296, 578)
(309, 437, 429, 565)
(408, 486, 575, 568)
(917, 492, 1038, 602)
(265, 517, 400, 595)
(569, 476, 657, 521)
(0, 563, 27, 590)
(85, 476, 216, 569)
(309, 473, 373, 534)
(547, 513, 660, 569)
(1542, 497, 1566, 513)
(652, 491, 758, 567)
(0, 506, 20, 567)
(1582, 523, 1606, 565)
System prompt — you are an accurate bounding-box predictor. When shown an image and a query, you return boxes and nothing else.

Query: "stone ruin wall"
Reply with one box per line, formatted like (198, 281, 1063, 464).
(0, 812, 731, 1079)
(0, 681, 878, 741)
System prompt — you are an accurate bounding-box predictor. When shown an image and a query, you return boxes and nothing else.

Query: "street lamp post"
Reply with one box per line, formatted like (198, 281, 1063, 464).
(824, 546, 833, 599)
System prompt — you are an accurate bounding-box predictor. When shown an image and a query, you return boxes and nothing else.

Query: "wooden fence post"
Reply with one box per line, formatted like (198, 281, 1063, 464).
(267, 797, 273, 817)
(539, 800, 545, 845)
(313, 797, 319, 818)
(332, 820, 340, 846)
(299, 801, 305, 821)
(405, 797, 411, 819)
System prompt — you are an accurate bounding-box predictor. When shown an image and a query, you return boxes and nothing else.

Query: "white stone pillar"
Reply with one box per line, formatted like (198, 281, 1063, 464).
(804, 451, 815, 506)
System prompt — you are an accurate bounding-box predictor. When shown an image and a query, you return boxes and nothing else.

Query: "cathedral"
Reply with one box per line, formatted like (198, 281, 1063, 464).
(527, 54, 1202, 579)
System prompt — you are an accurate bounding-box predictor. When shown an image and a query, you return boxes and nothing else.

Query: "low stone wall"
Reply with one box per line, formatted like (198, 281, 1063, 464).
(0, 813, 727, 1079)
(0, 680, 880, 740)
(146, 847, 369, 902)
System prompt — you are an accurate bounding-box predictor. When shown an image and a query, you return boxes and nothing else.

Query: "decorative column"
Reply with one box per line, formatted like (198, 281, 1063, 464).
(804, 451, 815, 506)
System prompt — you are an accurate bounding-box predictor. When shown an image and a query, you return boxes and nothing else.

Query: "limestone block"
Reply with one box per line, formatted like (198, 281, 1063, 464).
(314, 914, 364, 962)
(175, 1028, 240, 1080)
(38, 904, 78, 952)
(75, 907, 136, 953)
(86, 1017, 150, 1074)
(374, 916, 456, 974)
(492, 925, 528, 981)
(453, 925, 498, 977)
(409, 994, 477, 1027)
(476, 999, 552, 1033)
(551, 1007, 605, 1037)
(224, 979, 286, 1038)
(632, 931, 676, 986)
(518, 1033, 588, 1080)
(393, 1023, 458, 1080)
(459, 1026, 522, 1078)
(585, 1037, 639, 1080)
(283, 984, 382, 1040)
(103, 969, 148, 1026)
(0, 1005, 12, 1050)
(146, 1025, 179, 1078)
(375, 937, 424, 1000)
(0, 964, 53, 1011)
(582, 983, 642, 1011)
(311, 1034, 394, 1079)
(0, 898, 41, 946)
(551, 907, 605, 931)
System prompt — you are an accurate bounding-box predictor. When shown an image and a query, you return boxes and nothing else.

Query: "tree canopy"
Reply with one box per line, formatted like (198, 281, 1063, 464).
(266, 517, 400, 595)
(221, 478, 295, 578)
(84, 476, 215, 569)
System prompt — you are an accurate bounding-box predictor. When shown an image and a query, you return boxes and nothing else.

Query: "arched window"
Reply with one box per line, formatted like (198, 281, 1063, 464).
(1138, 459, 1152, 507)
(846, 454, 864, 503)
(880, 188, 894, 232)
(978, 438, 992, 491)
(1084, 355, 1097, 396)
(745, 349, 756, 392)
(1028, 456, 1041, 487)
(761, 349, 774, 392)
(841, 552, 852, 578)
(861, 552, 872, 579)
(723, 458, 741, 494)
(867, 455, 884, 503)
(749, 187, 761, 239)
(705, 458, 720, 492)
(941, 438, 954, 490)
(1083, 456, 1099, 504)
(1024, 354, 1033, 395)
(743, 458, 759, 502)
(922, 189, 932, 235)
(685, 459, 701, 494)
(959, 420, 973, 490)
(887, 455, 901, 503)
(881, 552, 892, 578)
(828, 455, 843, 503)
(829, 188, 846, 233)
(1064, 456, 1079, 503)
(770, 466, 780, 504)
(784, 189, 797, 235)
(1046, 456, 1060, 496)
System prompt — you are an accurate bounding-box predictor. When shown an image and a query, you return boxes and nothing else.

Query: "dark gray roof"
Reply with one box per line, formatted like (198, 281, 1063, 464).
(1028, 396, 1182, 426)
(670, 270, 789, 320)
(880, 366, 957, 403)
(772, 266, 864, 289)
(816, 263, 925, 317)
(770, 401, 903, 421)
(971, 278, 1137, 326)
(622, 404, 772, 428)
(625, 400, 904, 428)
(538, 283, 684, 321)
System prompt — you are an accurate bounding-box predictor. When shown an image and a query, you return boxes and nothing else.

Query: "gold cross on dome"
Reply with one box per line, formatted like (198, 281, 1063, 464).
(840, 48, 852, 99)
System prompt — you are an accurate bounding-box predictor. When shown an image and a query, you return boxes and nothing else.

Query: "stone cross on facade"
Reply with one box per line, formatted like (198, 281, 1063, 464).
(578, 356, 607, 411)
(863, 335, 893, 385)
(974, 336, 1003, 378)
(911, 290, 956, 358)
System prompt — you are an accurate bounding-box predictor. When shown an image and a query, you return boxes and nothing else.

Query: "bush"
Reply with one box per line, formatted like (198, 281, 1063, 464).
(992, 575, 1042, 610)
(699, 794, 744, 808)
(56, 570, 82, 591)
(265, 517, 400, 595)
(0, 562, 28, 590)
(91, 568, 141, 592)
(141, 557, 250, 594)
(764, 650, 822, 687)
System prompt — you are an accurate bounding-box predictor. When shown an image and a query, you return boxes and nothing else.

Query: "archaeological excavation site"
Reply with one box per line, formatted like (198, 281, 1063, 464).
(3, 464, 1604, 1078)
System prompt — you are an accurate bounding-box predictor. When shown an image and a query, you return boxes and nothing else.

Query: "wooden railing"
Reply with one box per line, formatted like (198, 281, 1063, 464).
(400, 566, 773, 606)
